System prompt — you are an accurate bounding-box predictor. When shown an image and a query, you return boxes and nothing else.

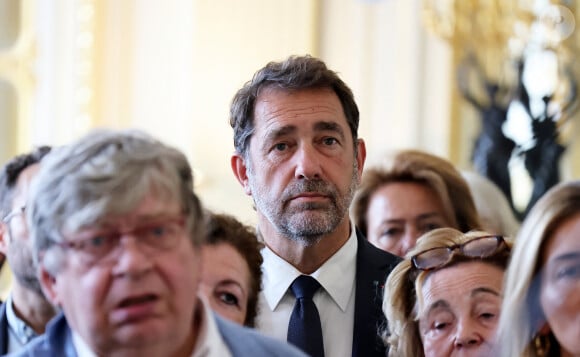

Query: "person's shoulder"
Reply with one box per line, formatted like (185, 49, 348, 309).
(356, 230, 401, 267)
(7, 313, 74, 357)
(0, 300, 6, 317)
(4, 335, 52, 357)
(216, 315, 308, 357)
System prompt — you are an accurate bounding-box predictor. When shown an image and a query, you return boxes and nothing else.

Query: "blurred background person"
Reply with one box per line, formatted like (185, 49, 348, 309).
(383, 228, 512, 356)
(16, 129, 306, 357)
(200, 211, 263, 327)
(0, 263, 10, 301)
(353, 149, 481, 257)
(498, 180, 580, 357)
(461, 170, 520, 237)
(0, 146, 56, 354)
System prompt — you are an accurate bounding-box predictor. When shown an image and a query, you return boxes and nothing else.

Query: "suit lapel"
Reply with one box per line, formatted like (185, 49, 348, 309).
(0, 302, 8, 354)
(352, 230, 401, 357)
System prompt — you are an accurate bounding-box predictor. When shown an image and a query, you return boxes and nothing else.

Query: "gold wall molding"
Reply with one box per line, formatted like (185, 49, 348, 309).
(0, 0, 34, 156)
(73, 0, 97, 130)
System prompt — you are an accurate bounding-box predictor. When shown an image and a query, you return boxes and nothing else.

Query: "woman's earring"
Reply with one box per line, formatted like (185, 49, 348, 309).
(533, 325, 551, 357)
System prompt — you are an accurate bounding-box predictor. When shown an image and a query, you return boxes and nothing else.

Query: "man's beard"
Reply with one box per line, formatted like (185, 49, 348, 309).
(249, 164, 359, 246)
(8, 239, 44, 295)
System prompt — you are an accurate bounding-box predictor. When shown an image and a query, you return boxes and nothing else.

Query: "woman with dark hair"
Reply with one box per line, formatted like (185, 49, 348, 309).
(200, 211, 263, 327)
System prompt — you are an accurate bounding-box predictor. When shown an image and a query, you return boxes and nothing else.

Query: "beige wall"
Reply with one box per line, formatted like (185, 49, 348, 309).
(0, 0, 463, 225)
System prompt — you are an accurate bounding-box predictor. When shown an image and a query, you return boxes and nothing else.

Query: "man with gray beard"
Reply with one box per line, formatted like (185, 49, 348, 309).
(230, 55, 401, 357)
(0, 146, 56, 354)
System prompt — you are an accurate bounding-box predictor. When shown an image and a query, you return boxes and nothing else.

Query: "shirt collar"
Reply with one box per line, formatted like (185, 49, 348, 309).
(72, 329, 97, 357)
(261, 219, 358, 311)
(5, 293, 39, 346)
(192, 296, 232, 357)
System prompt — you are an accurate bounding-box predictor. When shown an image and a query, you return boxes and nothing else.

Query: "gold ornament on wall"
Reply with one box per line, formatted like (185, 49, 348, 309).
(0, 0, 36, 158)
(422, 0, 579, 220)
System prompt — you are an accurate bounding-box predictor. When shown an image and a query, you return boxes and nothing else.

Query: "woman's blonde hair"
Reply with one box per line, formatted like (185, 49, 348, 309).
(353, 149, 481, 236)
(497, 180, 580, 357)
(383, 228, 512, 356)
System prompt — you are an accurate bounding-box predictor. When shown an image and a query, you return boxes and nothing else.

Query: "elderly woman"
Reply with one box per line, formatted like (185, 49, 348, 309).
(353, 149, 481, 257)
(200, 211, 263, 327)
(497, 180, 580, 357)
(383, 228, 512, 356)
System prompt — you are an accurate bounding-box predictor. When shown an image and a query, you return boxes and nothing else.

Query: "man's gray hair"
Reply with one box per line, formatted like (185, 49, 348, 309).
(28, 129, 204, 274)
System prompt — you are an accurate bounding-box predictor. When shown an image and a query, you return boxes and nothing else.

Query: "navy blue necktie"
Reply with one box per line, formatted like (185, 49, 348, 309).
(287, 275, 325, 357)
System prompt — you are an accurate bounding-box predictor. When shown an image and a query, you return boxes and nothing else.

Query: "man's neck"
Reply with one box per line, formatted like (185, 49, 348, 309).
(11, 283, 56, 334)
(260, 216, 352, 274)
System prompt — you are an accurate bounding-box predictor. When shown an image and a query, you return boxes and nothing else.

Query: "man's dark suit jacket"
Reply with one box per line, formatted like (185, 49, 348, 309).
(352, 230, 401, 357)
(0, 302, 8, 355)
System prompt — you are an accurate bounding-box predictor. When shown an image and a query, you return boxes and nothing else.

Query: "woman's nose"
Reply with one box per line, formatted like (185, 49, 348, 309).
(400, 228, 421, 255)
(454, 319, 483, 348)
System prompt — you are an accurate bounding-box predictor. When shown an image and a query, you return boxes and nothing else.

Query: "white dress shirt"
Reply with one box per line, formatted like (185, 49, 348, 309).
(257, 224, 358, 357)
(73, 296, 232, 357)
(5, 294, 40, 354)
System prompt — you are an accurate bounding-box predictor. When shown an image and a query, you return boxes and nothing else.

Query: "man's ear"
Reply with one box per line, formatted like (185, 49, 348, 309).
(38, 262, 61, 307)
(355, 138, 367, 184)
(0, 223, 9, 255)
(231, 153, 252, 196)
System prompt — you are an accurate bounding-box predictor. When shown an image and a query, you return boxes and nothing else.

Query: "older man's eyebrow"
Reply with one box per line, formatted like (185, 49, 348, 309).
(313, 121, 345, 139)
(265, 125, 296, 141)
(259, 125, 297, 150)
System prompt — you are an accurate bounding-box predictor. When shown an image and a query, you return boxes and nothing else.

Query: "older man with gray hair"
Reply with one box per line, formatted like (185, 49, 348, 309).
(11, 129, 306, 357)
